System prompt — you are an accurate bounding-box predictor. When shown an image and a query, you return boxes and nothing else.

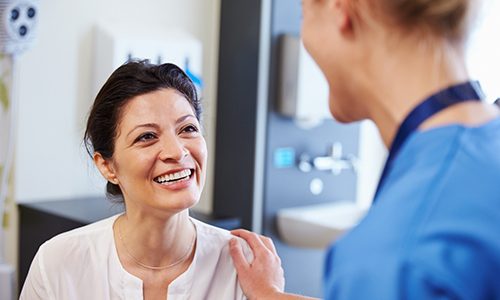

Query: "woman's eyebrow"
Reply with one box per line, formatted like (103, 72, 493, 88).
(126, 123, 160, 139)
(176, 114, 196, 124)
(125, 115, 196, 139)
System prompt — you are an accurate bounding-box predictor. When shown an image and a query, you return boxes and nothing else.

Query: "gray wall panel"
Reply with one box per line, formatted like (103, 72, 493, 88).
(263, 0, 360, 297)
(213, 0, 262, 229)
(213, 0, 361, 297)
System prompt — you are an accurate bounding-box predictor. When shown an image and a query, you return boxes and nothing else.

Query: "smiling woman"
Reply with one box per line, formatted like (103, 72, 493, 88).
(19, 60, 254, 300)
(94, 88, 206, 216)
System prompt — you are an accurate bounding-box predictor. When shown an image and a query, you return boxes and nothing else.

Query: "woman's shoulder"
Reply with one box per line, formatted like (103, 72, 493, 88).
(47, 214, 119, 242)
(190, 217, 233, 237)
(38, 214, 120, 261)
(21, 214, 123, 299)
(190, 217, 244, 244)
(191, 218, 254, 262)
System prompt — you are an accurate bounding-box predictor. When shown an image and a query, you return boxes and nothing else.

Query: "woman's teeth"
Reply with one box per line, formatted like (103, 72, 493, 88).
(154, 169, 192, 185)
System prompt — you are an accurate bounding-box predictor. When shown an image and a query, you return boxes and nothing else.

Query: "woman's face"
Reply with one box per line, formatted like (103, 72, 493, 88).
(108, 88, 207, 215)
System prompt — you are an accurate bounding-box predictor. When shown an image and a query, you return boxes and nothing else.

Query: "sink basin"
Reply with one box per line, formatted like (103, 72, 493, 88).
(277, 202, 369, 249)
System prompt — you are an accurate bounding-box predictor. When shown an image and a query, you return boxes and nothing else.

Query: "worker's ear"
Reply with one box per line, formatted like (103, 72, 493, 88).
(334, 0, 354, 34)
(93, 152, 119, 184)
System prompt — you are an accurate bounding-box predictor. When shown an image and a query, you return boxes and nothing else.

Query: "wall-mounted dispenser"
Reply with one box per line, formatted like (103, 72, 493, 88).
(0, 0, 38, 54)
(277, 34, 331, 129)
(92, 23, 203, 99)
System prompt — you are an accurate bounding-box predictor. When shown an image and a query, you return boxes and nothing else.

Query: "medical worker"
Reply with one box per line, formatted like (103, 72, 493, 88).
(229, 0, 500, 299)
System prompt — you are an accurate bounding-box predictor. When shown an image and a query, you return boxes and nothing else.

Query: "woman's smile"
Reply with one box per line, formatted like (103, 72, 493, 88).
(109, 88, 207, 213)
(153, 168, 194, 189)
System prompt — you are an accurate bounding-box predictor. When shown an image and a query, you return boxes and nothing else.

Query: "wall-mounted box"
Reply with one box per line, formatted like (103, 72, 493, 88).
(92, 23, 203, 98)
(277, 34, 331, 128)
(0, 0, 40, 55)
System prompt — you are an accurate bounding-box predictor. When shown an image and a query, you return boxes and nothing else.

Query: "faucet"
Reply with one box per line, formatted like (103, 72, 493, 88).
(299, 142, 358, 175)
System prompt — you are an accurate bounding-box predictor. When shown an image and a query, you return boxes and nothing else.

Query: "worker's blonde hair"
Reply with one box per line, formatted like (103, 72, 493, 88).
(365, 0, 478, 43)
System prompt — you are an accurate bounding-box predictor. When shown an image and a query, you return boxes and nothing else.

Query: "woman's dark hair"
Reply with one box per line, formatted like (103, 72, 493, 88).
(84, 59, 202, 202)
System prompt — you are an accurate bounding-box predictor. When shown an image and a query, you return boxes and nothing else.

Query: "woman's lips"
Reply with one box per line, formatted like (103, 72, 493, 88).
(154, 169, 193, 187)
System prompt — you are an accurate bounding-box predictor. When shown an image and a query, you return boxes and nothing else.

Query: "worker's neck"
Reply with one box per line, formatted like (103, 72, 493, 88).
(362, 39, 470, 148)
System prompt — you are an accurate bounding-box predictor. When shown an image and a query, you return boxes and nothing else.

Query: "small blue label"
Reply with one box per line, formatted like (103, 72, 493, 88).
(273, 148, 295, 168)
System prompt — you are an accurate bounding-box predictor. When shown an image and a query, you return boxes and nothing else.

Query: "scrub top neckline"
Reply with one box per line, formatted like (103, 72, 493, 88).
(394, 115, 500, 166)
(373, 81, 484, 202)
(412, 114, 500, 140)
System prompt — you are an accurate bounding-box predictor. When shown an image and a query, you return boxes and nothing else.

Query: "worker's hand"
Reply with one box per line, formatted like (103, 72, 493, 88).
(229, 229, 285, 300)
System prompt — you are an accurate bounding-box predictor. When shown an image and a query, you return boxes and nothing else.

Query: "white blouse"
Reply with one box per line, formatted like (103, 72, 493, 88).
(20, 214, 254, 300)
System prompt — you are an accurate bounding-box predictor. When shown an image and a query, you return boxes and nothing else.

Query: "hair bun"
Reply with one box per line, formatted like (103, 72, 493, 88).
(387, 0, 470, 41)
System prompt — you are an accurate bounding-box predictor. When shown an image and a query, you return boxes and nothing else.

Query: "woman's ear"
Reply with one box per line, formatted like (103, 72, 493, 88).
(93, 152, 119, 184)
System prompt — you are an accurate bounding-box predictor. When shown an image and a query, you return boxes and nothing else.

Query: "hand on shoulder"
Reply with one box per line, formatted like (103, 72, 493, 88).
(229, 229, 320, 300)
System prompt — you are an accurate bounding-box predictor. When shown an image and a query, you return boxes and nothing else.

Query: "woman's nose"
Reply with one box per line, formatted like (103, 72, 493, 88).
(159, 137, 189, 162)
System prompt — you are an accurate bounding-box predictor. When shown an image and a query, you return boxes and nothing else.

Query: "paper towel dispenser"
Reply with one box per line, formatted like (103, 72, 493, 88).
(277, 34, 332, 128)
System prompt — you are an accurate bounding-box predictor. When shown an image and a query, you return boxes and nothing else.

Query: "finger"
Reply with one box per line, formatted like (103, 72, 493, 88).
(259, 235, 278, 256)
(231, 230, 269, 254)
(230, 228, 252, 238)
(229, 238, 250, 273)
(232, 229, 278, 256)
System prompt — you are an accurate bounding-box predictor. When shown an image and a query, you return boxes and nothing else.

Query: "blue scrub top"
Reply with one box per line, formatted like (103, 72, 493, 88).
(324, 116, 500, 300)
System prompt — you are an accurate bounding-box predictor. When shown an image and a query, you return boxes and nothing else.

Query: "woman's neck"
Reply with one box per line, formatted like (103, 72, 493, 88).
(115, 209, 196, 269)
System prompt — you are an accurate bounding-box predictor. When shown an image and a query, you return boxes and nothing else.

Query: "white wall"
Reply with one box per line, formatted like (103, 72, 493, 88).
(14, 0, 221, 213)
(357, 120, 387, 209)
(467, 0, 500, 103)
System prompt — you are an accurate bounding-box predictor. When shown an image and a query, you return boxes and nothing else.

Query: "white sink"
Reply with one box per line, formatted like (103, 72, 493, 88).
(277, 202, 369, 249)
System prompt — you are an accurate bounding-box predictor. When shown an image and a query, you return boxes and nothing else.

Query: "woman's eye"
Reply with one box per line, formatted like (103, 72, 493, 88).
(135, 132, 156, 142)
(181, 125, 199, 133)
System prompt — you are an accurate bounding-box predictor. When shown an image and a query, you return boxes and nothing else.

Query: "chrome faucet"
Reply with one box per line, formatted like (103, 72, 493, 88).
(299, 142, 358, 175)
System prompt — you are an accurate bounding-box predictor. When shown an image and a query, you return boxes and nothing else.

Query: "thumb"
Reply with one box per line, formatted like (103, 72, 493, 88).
(229, 238, 250, 273)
